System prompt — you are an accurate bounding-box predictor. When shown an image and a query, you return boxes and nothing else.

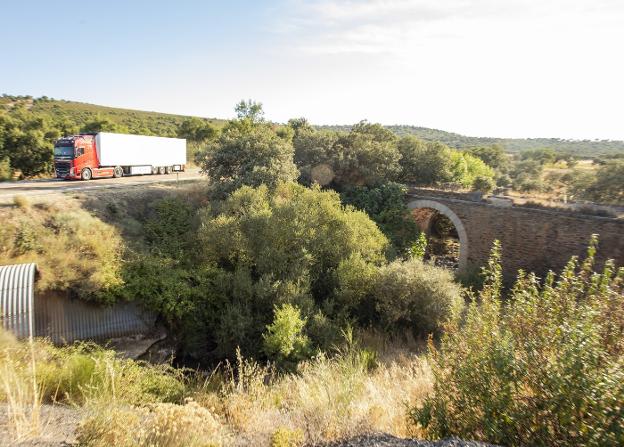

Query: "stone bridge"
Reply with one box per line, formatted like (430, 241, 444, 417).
(407, 188, 624, 281)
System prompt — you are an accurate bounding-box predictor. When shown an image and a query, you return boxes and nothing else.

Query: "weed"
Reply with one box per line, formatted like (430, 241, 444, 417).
(13, 195, 29, 208)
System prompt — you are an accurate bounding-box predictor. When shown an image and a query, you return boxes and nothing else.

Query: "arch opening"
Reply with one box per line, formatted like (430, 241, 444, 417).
(407, 199, 468, 272)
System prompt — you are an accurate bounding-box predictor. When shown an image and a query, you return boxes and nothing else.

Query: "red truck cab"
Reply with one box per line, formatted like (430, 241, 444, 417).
(54, 134, 115, 180)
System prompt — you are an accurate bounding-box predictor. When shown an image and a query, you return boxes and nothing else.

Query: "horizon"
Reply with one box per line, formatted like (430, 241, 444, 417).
(7, 92, 624, 143)
(2, 0, 624, 140)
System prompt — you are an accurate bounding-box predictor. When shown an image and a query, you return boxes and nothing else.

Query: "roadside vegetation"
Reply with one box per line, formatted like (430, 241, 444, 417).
(2, 93, 622, 206)
(0, 198, 123, 301)
(0, 100, 623, 446)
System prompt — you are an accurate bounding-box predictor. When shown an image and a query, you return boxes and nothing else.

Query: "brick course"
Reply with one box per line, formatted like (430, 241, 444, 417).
(407, 190, 624, 281)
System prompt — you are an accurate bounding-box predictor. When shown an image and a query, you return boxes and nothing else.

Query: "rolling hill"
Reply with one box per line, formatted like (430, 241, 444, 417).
(319, 124, 624, 156)
(3, 94, 624, 157)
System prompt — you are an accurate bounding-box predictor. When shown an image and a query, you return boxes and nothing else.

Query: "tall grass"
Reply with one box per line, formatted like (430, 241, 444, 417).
(0, 328, 431, 446)
(0, 334, 43, 442)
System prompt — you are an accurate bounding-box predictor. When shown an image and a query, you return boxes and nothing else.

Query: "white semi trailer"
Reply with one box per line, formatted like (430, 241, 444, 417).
(53, 132, 186, 180)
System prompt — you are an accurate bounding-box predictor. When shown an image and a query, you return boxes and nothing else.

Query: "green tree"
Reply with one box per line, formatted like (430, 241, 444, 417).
(468, 144, 509, 173)
(80, 116, 129, 133)
(398, 137, 454, 186)
(235, 99, 264, 123)
(449, 151, 495, 188)
(584, 161, 624, 205)
(373, 258, 463, 337)
(520, 147, 557, 165)
(472, 175, 496, 193)
(197, 108, 298, 196)
(177, 117, 217, 144)
(293, 121, 401, 189)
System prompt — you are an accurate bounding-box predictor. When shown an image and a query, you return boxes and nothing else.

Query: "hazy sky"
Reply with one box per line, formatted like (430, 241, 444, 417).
(2, 0, 624, 139)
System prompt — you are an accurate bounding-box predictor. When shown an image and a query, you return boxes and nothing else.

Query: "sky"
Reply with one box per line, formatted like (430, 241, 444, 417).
(2, 0, 624, 140)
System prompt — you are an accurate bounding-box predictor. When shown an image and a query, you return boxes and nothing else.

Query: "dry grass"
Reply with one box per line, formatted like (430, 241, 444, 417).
(219, 353, 431, 445)
(77, 400, 229, 447)
(75, 351, 431, 447)
(0, 328, 433, 446)
(0, 332, 43, 442)
(12, 195, 29, 208)
(0, 196, 124, 300)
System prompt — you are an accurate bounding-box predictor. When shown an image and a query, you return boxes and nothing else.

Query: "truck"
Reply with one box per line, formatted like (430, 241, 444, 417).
(53, 132, 186, 180)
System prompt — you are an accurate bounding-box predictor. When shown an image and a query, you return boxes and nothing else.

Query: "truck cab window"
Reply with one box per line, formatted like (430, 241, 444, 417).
(76, 147, 84, 157)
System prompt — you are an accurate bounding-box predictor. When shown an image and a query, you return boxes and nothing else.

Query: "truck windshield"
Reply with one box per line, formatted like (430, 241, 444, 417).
(54, 147, 74, 158)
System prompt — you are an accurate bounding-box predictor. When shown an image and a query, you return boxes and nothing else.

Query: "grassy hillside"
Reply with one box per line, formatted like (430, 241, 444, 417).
(0, 94, 226, 137)
(319, 124, 624, 156)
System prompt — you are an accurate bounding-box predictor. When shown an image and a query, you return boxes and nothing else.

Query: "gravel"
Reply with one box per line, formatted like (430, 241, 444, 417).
(315, 433, 500, 447)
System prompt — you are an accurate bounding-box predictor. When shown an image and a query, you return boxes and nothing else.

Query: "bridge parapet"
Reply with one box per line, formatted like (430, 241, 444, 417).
(406, 189, 624, 282)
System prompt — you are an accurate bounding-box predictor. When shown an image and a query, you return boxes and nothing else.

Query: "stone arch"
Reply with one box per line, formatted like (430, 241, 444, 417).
(407, 199, 468, 272)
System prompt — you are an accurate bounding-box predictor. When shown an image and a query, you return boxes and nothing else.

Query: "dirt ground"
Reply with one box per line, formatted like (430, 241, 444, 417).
(0, 404, 82, 446)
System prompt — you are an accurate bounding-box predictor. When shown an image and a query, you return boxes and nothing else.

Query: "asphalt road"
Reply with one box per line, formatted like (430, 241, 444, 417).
(0, 169, 203, 202)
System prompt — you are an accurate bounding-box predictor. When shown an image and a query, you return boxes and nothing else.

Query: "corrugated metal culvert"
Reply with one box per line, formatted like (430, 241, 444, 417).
(0, 263, 156, 344)
(0, 263, 37, 339)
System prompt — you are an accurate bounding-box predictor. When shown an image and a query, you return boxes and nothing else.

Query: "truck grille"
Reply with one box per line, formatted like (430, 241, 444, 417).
(55, 162, 70, 178)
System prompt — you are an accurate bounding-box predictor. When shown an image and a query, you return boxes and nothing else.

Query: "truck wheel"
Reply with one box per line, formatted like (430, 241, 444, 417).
(151, 166, 158, 175)
(165, 166, 172, 174)
(113, 166, 123, 178)
(81, 168, 92, 181)
(157, 166, 165, 175)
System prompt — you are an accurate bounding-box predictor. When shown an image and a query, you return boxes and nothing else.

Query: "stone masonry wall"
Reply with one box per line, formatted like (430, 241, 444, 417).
(407, 191, 624, 281)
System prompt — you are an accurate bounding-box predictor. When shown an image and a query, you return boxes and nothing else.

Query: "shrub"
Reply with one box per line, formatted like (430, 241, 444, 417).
(408, 232, 428, 260)
(471, 175, 496, 193)
(263, 304, 311, 370)
(12, 195, 29, 208)
(293, 121, 400, 189)
(271, 427, 305, 447)
(0, 156, 12, 181)
(411, 238, 624, 447)
(373, 259, 463, 337)
(193, 182, 388, 361)
(334, 253, 379, 320)
(143, 197, 194, 258)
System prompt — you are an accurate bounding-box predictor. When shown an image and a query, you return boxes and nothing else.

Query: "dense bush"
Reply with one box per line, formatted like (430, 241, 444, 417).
(397, 137, 453, 186)
(143, 197, 195, 258)
(372, 259, 463, 337)
(127, 182, 389, 362)
(471, 175, 496, 193)
(412, 238, 624, 446)
(340, 182, 422, 255)
(335, 256, 463, 335)
(293, 121, 401, 188)
(582, 161, 624, 205)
